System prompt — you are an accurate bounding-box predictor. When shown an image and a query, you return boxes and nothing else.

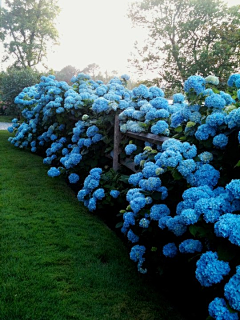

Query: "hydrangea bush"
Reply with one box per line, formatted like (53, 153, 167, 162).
(8, 72, 240, 319)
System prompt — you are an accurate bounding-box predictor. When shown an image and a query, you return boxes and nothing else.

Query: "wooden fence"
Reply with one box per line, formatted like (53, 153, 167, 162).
(112, 114, 170, 172)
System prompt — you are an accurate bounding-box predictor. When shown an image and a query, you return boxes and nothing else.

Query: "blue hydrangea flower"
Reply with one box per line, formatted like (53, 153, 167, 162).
(181, 142, 197, 159)
(125, 143, 137, 155)
(93, 188, 105, 200)
(158, 216, 172, 229)
(142, 162, 160, 178)
(139, 177, 162, 192)
(166, 216, 187, 236)
(89, 167, 102, 179)
(132, 84, 150, 99)
(126, 188, 143, 202)
(195, 124, 216, 140)
(161, 138, 182, 152)
(86, 125, 99, 138)
(179, 239, 203, 254)
(110, 190, 120, 198)
(197, 196, 230, 223)
(139, 218, 150, 228)
(208, 297, 239, 320)
(159, 150, 183, 168)
(150, 97, 169, 109)
(149, 86, 164, 98)
(220, 91, 236, 105)
(47, 167, 61, 177)
(214, 213, 237, 240)
(150, 120, 169, 135)
(225, 108, 240, 129)
(127, 229, 139, 243)
(182, 185, 214, 202)
(128, 172, 143, 186)
(195, 251, 230, 287)
(150, 204, 170, 221)
(68, 173, 79, 184)
(205, 93, 226, 110)
(129, 244, 147, 273)
(184, 75, 206, 95)
(189, 111, 202, 123)
(170, 111, 185, 128)
(224, 266, 240, 312)
(88, 197, 97, 211)
(162, 243, 178, 258)
(180, 208, 200, 225)
(206, 112, 226, 128)
(213, 134, 228, 148)
(121, 74, 130, 81)
(173, 93, 185, 103)
(130, 196, 147, 214)
(227, 73, 240, 87)
(123, 212, 136, 229)
(7, 126, 14, 133)
(187, 164, 220, 188)
(198, 152, 213, 163)
(226, 180, 240, 199)
(177, 159, 196, 178)
(92, 97, 109, 113)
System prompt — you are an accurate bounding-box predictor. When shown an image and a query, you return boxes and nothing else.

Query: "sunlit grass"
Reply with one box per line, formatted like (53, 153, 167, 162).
(0, 131, 187, 320)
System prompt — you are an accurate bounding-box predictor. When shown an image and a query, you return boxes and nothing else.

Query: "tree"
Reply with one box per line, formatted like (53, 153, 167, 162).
(128, 0, 240, 90)
(0, 67, 43, 115)
(0, 0, 60, 68)
(55, 65, 80, 84)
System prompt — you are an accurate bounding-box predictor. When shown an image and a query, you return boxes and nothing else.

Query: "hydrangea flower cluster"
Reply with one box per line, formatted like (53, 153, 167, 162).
(195, 251, 230, 287)
(208, 297, 239, 320)
(77, 168, 104, 212)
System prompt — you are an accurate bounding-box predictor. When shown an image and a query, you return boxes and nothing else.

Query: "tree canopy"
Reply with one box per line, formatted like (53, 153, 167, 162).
(128, 0, 240, 90)
(0, 0, 60, 68)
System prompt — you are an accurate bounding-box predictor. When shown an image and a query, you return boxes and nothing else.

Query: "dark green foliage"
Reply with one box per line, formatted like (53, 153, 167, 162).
(0, 67, 43, 115)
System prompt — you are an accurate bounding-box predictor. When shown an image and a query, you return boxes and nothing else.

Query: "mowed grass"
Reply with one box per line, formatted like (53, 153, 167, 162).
(0, 131, 187, 320)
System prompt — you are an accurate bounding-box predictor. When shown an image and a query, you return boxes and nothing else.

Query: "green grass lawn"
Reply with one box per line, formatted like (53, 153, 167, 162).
(0, 131, 187, 320)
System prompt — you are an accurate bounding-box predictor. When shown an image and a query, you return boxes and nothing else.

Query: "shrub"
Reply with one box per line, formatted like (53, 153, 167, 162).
(7, 71, 240, 319)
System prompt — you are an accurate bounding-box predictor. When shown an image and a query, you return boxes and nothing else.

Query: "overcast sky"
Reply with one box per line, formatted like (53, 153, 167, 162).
(1, 0, 239, 79)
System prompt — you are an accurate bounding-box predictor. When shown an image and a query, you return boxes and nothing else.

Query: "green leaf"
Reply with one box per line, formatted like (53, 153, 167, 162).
(212, 87, 220, 94)
(189, 225, 210, 238)
(174, 126, 183, 133)
(186, 121, 196, 128)
(151, 247, 157, 252)
(172, 169, 182, 180)
(234, 160, 240, 167)
(179, 136, 187, 141)
(115, 222, 123, 228)
(217, 244, 236, 262)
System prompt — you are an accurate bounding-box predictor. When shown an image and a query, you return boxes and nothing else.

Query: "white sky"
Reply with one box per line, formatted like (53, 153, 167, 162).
(1, 0, 240, 79)
(47, 0, 144, 77)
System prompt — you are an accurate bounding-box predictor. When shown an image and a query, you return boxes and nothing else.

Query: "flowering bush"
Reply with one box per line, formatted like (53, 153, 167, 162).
(7, 71, 240, 319)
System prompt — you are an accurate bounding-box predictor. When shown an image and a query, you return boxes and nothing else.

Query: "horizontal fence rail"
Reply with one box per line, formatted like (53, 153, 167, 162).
(113, 114, 170, 172)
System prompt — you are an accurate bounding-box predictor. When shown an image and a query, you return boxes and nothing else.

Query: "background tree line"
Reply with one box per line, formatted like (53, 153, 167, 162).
(1, 0, 240, 115)
(128, 0, 240, 93)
